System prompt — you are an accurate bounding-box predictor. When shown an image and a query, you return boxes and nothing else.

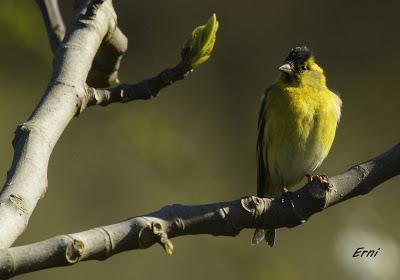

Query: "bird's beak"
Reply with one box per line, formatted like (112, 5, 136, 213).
(278, 63, 294, 76)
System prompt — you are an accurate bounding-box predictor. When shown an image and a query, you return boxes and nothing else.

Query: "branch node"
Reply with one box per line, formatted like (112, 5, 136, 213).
(8, 194, 28, 214)
(173, 218, 185, 231)
(136, 218, 162, 250)
(97, 227, 114, 255)
(152, 222, 174, 255)
(306, 179, 338, 209)
(241, 196, 265, 217)
(241, 196, 270, 229)
(84, 0, 106, 19)
(12, 123, 29, 149)
(80, 85, 96, 113)
(65, 239, 85, 264)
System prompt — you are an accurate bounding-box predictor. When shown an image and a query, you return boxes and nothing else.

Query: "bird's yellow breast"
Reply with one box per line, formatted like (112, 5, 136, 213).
(264, 82, 341, 192)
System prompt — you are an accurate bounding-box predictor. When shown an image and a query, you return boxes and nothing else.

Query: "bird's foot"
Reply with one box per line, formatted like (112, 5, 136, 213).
(282, 186, 290, 194)
(306, 173, 333, 189)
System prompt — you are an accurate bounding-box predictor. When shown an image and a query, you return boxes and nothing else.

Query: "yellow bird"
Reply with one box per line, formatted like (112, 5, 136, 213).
(252, 46, 342, 246)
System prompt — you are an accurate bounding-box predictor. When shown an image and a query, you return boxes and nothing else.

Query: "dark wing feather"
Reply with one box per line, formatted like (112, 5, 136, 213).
(256, 88, 270, 197)
(253, 88, 276, 247)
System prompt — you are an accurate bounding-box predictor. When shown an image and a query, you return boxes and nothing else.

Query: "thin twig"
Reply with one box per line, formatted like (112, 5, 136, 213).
(36, 0, 65, 52)
(36, 0, 128, 87)
(87, 27, 128, 87)
(85, 62, 192, 108)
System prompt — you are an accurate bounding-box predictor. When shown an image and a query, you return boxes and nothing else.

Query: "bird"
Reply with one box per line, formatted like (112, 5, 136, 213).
(252, 46, 342, 247)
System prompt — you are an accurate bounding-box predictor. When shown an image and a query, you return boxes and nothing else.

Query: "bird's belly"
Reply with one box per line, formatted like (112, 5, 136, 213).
(267, 106, 335, 189)
(275, 135, 325, 186)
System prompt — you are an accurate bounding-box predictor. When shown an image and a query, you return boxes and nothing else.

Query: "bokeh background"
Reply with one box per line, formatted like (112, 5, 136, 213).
(0, 1, 399, 279)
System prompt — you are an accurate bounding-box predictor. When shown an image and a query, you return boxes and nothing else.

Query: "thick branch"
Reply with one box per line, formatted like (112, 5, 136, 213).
(0, 0, 209, 249)
(0, 143, 398, 279)
(0, 0, 117, 249)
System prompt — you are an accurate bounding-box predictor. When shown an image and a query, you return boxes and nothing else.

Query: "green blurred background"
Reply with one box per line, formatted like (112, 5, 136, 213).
(0, 1, 399, 279)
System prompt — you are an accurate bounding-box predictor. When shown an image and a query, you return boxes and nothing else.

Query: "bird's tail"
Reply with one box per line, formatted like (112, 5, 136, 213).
(251, 229, 276, 247)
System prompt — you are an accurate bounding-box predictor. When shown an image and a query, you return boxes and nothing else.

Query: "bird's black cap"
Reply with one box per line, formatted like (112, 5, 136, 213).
(284, 46, 312, 65)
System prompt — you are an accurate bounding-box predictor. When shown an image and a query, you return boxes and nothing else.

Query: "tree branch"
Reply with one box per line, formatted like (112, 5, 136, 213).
(0, 0, 120, 249)
(36, 0, 128, 87)
(86, 26, 128, 87)
(36, 0, 65, 52)
(84, 62, 192, 108)
(0, 143, 398, 279)
(0, 0, 215, 250)
(4, 1, 395, 278)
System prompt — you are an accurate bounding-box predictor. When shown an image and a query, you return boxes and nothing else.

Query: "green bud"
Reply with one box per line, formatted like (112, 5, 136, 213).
(163, 240, 174, 255)
(181, 13, 219, 68)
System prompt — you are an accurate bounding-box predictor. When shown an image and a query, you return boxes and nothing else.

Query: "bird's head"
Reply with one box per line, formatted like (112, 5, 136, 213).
(278, 46, 326, 87)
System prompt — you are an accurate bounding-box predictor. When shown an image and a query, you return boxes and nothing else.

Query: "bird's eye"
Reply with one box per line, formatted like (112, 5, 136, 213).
(301, 65, 309, 70)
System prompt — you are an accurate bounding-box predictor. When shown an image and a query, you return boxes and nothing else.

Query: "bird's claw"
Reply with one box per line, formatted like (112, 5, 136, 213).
(306, 173, 333, 189)
(282, 186, 290, 194)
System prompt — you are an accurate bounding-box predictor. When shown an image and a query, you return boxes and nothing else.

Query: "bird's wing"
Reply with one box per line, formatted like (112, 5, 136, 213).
(256, 88, 271, 197)
(254, 88, 276, 247)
